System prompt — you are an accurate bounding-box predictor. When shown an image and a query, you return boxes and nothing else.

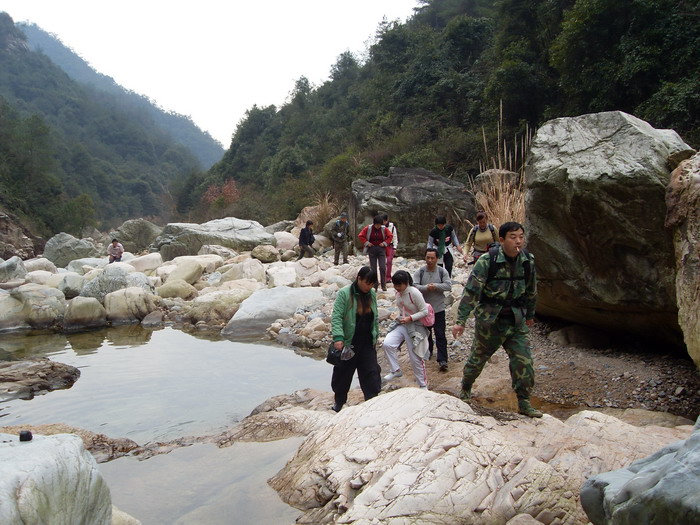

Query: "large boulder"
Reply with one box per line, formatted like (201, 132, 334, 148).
(220, 258, 266, 283)
(57, 272, 85, 300)
(23, 257, 57, 273)
(186, 288, 253, 325)
(525, 111, 695, 344)
(0, 256, 27, 282)
(221, 286, 325, 338)
(80, 264, 152, 304)
(126, 252, 163, 274)
(104, 287, 161, 324)
(156, 279, 198, 300)
(65, 257, 108, 275)
(251, 244, 280, 263)
(350, 167, 475, 256)
(263, 389, 691, 524)
(63, 296, 107, 331)
(273, 231, 298, 252)
(0, 290, 28, 330)
(666, 152, 700, 369)
(109, 218, 162, 253)
(43, 232, 101, 268)
(165, 259, 204, 285)
(9, 283, 65, 329)
(0, 433, 111, 524)
(581, 418, 700, 524)
(151, 217, 276, 261)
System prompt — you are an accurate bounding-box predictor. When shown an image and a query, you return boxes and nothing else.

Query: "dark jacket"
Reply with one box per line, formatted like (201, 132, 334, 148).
(299, 227, 315, 246)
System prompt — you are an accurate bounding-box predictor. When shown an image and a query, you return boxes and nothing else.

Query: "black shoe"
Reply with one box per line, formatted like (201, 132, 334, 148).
(332, 403, 342, 413)
(439, 361, 448, 371)
(381, 285, 387, 291)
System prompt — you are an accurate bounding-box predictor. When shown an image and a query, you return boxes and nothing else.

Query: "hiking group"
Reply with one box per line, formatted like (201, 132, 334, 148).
(317, 210, 541, 418)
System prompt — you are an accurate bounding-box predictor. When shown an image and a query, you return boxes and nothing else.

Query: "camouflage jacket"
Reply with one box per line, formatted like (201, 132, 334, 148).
(456, 246, 536, 325)
(331, 219, 350, 242)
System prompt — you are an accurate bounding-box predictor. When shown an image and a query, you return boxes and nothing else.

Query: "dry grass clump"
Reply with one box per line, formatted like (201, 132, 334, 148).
(470, 171, 525, 228)
(310, 191, 339, 228)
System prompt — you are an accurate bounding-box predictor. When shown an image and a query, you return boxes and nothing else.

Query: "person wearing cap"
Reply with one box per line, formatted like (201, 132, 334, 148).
(107, 238, 124, 263)
(332, 212, 351, 265)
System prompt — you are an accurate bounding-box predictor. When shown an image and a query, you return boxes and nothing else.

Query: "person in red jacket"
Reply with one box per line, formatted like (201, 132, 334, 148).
(359, 215, 393, 291)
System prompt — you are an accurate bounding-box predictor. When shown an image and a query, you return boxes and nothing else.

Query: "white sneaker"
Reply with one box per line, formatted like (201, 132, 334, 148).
(383, 370, 403, 381)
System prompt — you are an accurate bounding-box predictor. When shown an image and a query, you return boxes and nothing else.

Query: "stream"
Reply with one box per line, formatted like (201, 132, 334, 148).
(0, 326, 333, 523)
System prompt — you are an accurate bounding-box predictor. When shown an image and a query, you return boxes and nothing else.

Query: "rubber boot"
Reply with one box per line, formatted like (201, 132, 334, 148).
(518, 398, 542, 418)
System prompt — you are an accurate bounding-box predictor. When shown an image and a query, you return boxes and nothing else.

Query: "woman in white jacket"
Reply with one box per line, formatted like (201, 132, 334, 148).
(382, 270, 430, 388)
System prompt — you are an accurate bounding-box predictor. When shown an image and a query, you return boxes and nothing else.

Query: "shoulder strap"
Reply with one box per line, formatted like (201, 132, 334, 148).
(419, 268, 424, 285)
(486, 245, 500, 283)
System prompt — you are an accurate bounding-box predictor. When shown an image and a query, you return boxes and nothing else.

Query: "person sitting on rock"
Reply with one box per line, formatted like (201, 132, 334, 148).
(451, 221, 542, 418)
(330, 266, 382, 412)
(382, 270, 430, 389)
(297, 220, 316, 260)
(465, 211, 498, 263)
(107, 238, 124, 263)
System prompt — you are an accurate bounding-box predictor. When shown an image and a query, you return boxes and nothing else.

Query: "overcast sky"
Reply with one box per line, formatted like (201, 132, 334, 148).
(1, 0, 419, 146)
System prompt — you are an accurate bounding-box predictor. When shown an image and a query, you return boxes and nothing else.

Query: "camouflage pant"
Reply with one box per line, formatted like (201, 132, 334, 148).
(462, 317, 535, 400)
(334, 241, 349, 264)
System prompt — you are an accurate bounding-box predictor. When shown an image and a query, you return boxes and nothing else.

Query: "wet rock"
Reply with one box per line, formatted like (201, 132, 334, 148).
(0, 358, 80, 400)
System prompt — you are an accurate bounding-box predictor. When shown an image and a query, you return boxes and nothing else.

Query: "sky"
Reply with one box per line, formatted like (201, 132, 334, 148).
(0, 0, 420, 146)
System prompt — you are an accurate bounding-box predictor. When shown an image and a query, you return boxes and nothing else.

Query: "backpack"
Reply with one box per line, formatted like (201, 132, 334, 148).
(406, 291, 435, 327)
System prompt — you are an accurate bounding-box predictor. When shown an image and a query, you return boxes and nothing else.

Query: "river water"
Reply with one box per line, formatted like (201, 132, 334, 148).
(0, 326, 333, 524)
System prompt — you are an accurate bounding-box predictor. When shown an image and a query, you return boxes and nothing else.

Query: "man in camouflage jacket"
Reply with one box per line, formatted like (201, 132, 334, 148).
(452, 221, 542, 417)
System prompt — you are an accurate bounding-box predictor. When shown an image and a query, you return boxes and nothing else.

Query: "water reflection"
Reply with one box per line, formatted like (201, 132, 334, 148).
(0, 326, 331, 443)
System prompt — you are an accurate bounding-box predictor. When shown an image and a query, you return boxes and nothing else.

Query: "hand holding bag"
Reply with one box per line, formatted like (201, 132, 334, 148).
(326, 342, 342, 366)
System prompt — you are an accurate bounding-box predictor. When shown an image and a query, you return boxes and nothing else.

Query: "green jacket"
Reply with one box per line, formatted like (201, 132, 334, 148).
(331, 283, 379, 346)
(456, 246, 537, 325)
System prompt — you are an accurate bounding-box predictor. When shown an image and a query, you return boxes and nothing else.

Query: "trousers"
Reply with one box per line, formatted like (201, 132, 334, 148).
(367, 245, 387, 287)
(331, 342, 381, 406)
(461, 316, 535, 399)
(427, 309, 448, 363)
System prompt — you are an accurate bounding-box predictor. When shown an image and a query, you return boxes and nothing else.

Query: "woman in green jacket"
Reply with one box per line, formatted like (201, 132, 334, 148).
(330, 266, 381, 412)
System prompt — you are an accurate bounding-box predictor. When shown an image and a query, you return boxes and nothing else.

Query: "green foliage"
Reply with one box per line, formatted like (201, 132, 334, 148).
(0, 13, 209, 234)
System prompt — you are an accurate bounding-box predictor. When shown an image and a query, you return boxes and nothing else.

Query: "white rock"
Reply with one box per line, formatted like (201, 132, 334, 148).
(104, 287, 161, 324)
(267, 389, 691, 524)
(222, 286, 324, 338)
(274, 231, 298, 252)
(267, 265, 299, 288)
(0, 433, 112, 524)
(171, 254, 224, 274)
(126, 252, 163, 274)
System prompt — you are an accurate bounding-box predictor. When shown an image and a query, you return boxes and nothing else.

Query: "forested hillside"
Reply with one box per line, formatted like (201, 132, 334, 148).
(19, 22, 224, 168)
(182, 0, 699, 224)
(0, 12, 207, 236)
